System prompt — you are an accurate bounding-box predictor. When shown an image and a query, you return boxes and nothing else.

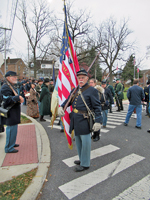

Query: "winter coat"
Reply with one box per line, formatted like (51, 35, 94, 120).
(26, 88, 39, 118)
(115, 82, 124, 99)
(39, 83, 51, 116)
(0, 83, 21, 126)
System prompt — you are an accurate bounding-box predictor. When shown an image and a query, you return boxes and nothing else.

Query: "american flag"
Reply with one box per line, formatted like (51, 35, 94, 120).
(58, 4, 79, 149)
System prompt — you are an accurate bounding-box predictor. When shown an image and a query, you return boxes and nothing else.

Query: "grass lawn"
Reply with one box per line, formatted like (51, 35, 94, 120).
(20, 115, 32, 124)
(0, 168, 37, 200)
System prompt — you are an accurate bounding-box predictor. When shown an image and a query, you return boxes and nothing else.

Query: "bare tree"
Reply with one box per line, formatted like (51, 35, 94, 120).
(44, 0, 94, 64)
(17, 0, 54, 78)
(96, 17, 134, 83)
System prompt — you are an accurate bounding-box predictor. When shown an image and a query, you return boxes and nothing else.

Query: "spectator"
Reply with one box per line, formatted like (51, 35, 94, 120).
(124, 79, 145, 129)
(0, 71, 24, 153)
(39, 78, 51, 121)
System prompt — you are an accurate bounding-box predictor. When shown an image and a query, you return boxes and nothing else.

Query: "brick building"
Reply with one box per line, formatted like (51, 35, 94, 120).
(0, 57, 27, 79)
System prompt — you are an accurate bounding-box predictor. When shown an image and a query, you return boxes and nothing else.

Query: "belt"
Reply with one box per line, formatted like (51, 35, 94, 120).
(73, 108, 88, 114)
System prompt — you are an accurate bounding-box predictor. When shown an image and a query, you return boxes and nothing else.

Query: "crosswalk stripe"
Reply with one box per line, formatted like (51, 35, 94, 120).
(59, 154, 145, 199)
(62, 144, 120, 167)
(107, 118, 125, 122)
(101, 128, 109, 133)
(107, 121, 122, 125)
(107, 115, 126, 119)
(111, 112, 127, 116)
(105, 125, 116, 128)
(112, 174, 150, 200)
(48, 125, 61, 129)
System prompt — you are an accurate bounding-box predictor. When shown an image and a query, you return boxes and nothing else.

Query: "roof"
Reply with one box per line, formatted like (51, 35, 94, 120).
(6, 58, 22, 64)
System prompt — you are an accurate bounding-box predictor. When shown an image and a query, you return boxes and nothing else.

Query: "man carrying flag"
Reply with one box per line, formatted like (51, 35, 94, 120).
(57, 2, 102, 172)
(57, 1, 80, 149)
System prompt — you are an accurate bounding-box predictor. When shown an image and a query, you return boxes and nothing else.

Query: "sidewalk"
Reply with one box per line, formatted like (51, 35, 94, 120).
(0, 112, 51, 200)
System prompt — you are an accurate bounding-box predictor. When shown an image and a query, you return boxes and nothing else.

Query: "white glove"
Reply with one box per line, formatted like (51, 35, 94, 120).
(92, 123, 102, 132)
(58, 107, 65, 117)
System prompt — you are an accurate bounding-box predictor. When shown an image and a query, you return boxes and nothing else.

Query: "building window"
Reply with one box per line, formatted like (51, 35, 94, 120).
(6, 65, 8, 70)
(18, 66, 20, 71)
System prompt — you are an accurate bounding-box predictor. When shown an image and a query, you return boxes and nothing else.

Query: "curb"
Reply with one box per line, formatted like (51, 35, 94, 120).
(20, 113, 51, 200)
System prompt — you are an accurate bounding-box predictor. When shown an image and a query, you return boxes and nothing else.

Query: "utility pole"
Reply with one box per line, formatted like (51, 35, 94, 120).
(0, 27, 11, 74)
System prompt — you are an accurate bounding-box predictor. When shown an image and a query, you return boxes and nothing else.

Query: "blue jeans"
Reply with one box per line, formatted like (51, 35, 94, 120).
(75, 133, 91, 167)
(38, 101, 41, 113)
(5, 125, 18, 153)
(102, 110, 108, 126)
(125, 104, 142, 127)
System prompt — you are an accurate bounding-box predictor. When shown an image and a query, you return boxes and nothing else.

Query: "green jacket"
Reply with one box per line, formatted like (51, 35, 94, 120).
(39, 83, 51, 115)
(107, 84, 115, 97)
(115, 82, 124, 99)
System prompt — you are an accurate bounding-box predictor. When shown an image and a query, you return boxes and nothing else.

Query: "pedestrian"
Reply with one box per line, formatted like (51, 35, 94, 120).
(144, 80, 150, 117)
(39, 78, 51, 121)
(0, 71, 24, 153)
(48, 79, 54, 117)
(89, 78, 103, 141)
(58, 69, 102, 172)
(107, 80, 115, 113)
(26, 82, 39, 118)
(35, 79, 43, 114)
(101, 80, 114, 128)
(124, 79, 145, 129)
(114, 78, 124, 111)
(25, 80, 31, 92)
(20, 81, 27, 105)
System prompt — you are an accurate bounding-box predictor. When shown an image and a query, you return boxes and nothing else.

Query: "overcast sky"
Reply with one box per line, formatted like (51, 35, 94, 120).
(0, 0, 150, 70)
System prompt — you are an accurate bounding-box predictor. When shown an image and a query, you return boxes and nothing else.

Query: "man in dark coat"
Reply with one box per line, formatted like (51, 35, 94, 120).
(39, 78, 51, 121)
(58, 69, 102, 172)
(101, 80, 114, 128)
(124, 79, 145, 129)
(114, 78, 124, 111)
(107, 80, 115, 113)
(0, 71, 24, 153)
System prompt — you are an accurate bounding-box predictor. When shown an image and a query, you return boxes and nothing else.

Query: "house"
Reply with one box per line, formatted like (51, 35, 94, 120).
(139, 69, 150, 86)
(29, 59, 59, 79)
(0, 57, 27, 79)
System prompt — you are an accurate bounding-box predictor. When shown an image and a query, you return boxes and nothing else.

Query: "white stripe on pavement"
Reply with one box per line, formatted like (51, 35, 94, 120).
(59, 154, 145, 199)
(113, 174, 150, 200)
(107, 118, 125, 122)
(101, 129, 109, 133)
(107, 121, 122, 125)
(63, 144, 120, 167)
(107, 115, 126, 119)
(105, 125, 116, 128)
(48, 125, 61, 129)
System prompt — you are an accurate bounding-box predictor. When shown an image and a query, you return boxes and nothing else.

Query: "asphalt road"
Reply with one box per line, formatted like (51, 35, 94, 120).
(22, 104, 150, 200)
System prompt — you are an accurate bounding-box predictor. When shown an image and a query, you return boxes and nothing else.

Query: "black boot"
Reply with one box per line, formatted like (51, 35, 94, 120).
(93, 131, 100, 142)
(40, 115, 46, 121)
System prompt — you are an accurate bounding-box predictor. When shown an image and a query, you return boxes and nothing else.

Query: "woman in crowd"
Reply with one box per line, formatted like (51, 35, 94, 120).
(26, 82, 39, 118)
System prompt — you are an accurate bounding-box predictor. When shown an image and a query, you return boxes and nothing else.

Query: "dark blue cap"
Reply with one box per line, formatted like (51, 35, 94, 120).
(101, 79, 106, 84)
(5, 71, 18, 77)
(77, 69, 88, 76)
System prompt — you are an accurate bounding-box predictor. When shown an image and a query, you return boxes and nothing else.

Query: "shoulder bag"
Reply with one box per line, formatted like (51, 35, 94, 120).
(80, 92, 95, 132)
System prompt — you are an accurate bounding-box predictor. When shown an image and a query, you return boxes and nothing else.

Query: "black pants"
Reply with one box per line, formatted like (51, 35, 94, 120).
(116, 98, 123, 111)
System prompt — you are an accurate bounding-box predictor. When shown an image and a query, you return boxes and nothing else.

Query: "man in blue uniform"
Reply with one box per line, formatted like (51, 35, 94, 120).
(58, 69, 102, 172)
(0, 71, 24, 153)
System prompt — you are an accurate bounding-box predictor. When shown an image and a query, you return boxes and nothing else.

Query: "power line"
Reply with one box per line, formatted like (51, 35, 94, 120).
(8, 0, 19, 48)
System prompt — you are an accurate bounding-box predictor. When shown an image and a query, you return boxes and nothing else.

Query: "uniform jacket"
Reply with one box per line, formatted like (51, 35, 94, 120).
(115, 82, 124, 99)
(107, 84, 115, 97)
(61, 83, 102, 136)
(39, 83, 51, 115)
(0, 83, 21, 126)
(100, 87, 114, 110)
